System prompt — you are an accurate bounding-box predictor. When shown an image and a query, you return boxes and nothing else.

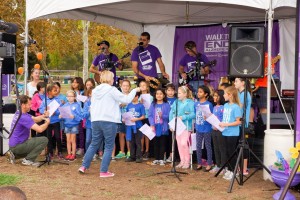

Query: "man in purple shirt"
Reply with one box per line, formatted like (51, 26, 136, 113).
(131, 32, 169, 90)
(179, 41, 210, 96)
(7, 95, 50, 166)
(89, 40, 123, 85)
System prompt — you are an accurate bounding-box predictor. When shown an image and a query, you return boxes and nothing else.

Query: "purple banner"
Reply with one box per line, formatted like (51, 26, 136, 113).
(296, 0, 300, 143)
(172, 23, 279, 89)
(2, 75, 10, 97)
(172, 25, 229, 89)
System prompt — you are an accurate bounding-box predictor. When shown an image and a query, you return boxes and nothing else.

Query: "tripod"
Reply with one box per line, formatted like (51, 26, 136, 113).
(215, 78, 270, 193)
(157, 80, 188, 181)
(0, 58, 14, 155)
(38, 70, 68, 167)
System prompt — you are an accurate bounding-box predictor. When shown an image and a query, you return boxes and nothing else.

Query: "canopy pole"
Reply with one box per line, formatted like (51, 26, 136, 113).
(267, 0, 274, 130)
(82, 20, 89, 82)
(24, 21, 29, 95)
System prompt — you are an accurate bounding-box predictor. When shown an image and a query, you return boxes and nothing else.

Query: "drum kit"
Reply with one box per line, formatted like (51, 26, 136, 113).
(218, 76, 257, 89)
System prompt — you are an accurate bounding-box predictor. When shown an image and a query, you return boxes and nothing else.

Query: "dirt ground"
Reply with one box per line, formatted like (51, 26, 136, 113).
(0, 155, 300, 200)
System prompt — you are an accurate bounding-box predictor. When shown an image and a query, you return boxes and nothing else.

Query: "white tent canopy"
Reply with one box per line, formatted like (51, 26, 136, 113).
(26, 0, 296, 36)
(25, 0, 297, 132)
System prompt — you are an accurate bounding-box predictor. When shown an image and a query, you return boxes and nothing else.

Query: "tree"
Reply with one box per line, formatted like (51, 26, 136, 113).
(0, 0, 138, 74)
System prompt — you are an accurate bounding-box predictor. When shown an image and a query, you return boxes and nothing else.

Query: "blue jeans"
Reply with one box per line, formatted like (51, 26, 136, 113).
(82, 121, 117, 173)
(189, 80, 204, 97)
(85, 128, 92, 151)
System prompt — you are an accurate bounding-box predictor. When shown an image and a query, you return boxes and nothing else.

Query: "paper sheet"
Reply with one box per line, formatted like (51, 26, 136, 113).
(206, 114, 225, 132)
(140, 94, 151, 109)
(122, 112, 135, 126)
(139, 124, 155, 140)
(58, 106, 72, 118)
(199, 105, 211, 117)
(48, 100, 60, 117)
(191, 133, 197, 151)
(168, 117, 186, 136)
(76, 94, 88, 102)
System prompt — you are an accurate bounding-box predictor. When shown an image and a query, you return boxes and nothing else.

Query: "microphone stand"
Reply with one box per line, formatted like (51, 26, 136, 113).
(157, 73, 188, 181)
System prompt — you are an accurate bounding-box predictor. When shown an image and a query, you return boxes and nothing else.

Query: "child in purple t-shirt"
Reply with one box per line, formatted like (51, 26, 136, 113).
(148, 88, 171, 166)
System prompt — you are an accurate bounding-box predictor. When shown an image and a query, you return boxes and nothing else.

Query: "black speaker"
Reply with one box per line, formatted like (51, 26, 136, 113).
(228, 26, 265, 78)
(0, 33, 16, 74)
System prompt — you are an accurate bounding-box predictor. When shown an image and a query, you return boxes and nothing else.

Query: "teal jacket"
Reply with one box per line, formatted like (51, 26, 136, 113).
(169, 99, 195, 131)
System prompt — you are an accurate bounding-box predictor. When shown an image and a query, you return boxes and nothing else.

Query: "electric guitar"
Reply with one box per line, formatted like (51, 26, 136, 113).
(178, 59, 217, 85)
(94, 52, 131, 84)
(252, 54, 281, 92)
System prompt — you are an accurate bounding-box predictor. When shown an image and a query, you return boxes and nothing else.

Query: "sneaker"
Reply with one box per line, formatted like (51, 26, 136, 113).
(136, 158, 142, 163)
(159, 160, 165, 166)
(78, 166, 87, 174)
(111, 157, 116, 161)
(68, 154, 76, 161)
(166, 156, 172, 163)
(6, 150, 15, 164)
(57, 152, 64, 160)
(92, 154, 97, 161)
(22, 158, 39, 166)
(143, 152, 149, 160)
(100, 172, 115, 178)
(115, 151, 126, 159)
(223, 171, 234, 180)
(243, 169, 249, 176)
(65, 154, 72, 160)
(125, 158, 135, 162)
(209, 166, 220, 174)
(76, 148, 84, 156)
(126, 152, 130, 158)
(182, 164, 190, 169)
(176, 163, 183, 168)
(151, 160, 159, 165)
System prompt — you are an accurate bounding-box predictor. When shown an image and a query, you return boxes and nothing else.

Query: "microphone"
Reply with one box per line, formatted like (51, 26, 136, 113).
(0, 20, 18, 34)
(137, 42, 143, 46)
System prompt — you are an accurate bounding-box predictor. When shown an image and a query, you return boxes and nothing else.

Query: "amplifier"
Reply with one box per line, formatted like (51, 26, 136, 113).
(282, 89, 294, 97)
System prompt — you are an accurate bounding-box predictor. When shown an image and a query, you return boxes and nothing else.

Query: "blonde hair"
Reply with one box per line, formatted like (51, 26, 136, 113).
(100, 71, 114, 84)
(122, 79, 131, 88)
(66, 90, 77, 97)
(139, 80, 150, 93)
(179, 86, 193, 100)
(30, 68, 40, 81)
(224, 86, 240, 106)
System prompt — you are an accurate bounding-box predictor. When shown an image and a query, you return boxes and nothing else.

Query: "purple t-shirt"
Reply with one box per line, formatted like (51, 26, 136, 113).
(92, 53, 119, 81)
(179, 53, 209, 81)
(9, 111, 35, 147)
(131, 44, 162, 78)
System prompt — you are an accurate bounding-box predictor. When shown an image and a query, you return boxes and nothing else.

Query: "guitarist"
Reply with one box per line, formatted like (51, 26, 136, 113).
(252, 52, 278, 114)
(179, 41, 210, 96)
(89, 40, 123, 85)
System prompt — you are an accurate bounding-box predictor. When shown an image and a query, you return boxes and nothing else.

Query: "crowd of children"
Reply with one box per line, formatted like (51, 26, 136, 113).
(26, 72, 252, 181)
